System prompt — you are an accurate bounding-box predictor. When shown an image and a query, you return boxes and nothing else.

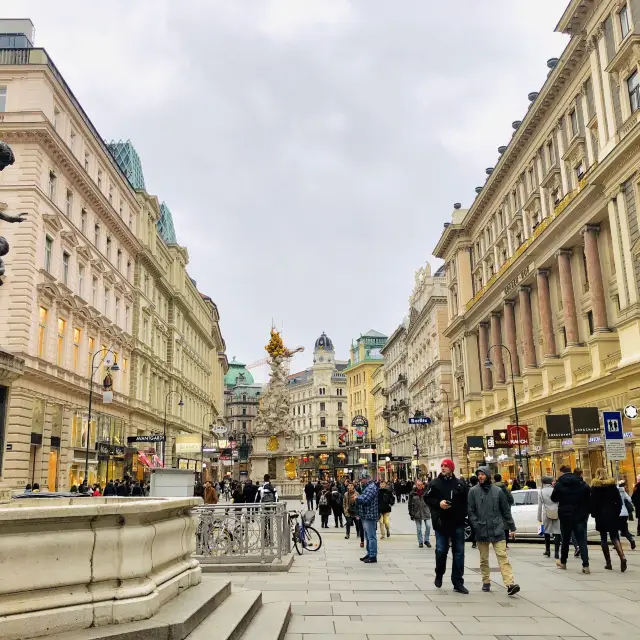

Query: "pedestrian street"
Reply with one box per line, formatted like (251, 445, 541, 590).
(220, 501, 640, 640)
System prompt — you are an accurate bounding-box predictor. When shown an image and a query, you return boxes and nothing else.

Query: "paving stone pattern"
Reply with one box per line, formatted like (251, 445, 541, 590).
(216, 500, 640, 639)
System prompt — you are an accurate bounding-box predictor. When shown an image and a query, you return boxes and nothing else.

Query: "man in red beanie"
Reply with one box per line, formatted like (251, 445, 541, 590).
(426, 458, 469, 594)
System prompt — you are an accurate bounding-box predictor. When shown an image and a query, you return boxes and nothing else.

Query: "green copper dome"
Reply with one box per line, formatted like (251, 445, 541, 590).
(224, 357, 255, 387)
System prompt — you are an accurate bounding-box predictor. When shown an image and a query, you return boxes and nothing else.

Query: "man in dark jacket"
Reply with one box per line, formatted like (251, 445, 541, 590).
(551, 465, 591, 571)
(426, 459, 468, 593)
(468, 466, 520, 596)
(632, 477, 640, 536)
(243, 479, 259, 504)
(378, 480, 395, 538)
(116, 480, 131, 497)
(304, 480, 316, 510)
(103, 480, 116, 497)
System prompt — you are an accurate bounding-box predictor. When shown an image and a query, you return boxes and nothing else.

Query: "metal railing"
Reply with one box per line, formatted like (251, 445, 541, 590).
(194, 502, 290, 563)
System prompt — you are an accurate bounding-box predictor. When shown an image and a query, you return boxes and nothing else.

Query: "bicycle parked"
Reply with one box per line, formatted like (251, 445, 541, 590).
(289, 509, 322, 555)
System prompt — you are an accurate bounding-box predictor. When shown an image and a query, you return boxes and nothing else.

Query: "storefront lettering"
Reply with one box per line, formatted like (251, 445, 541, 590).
(503, 265, 531, 296)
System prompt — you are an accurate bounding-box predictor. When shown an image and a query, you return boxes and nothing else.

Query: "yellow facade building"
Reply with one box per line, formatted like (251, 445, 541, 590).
(434, 0, 640, 488)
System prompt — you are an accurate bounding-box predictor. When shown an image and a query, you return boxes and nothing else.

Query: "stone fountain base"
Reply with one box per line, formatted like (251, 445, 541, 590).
(0, 496, 202, 640)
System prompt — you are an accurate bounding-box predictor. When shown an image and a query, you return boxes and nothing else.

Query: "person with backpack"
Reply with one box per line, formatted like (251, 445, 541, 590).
(538, 476, 561, 559)
(255, 474, 278, 503)
(318, 485, 331, 528)
(330, 485, 344, 527)
(378, 480, 395, 539)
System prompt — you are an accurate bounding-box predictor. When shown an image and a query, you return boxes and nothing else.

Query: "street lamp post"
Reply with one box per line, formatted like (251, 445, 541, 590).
(431, 389, 453, 461)
(84, 349, 119, 484)
(201, 411, 216, 480)
(163, 390, 184, 466)
(484, 343, 525, 482)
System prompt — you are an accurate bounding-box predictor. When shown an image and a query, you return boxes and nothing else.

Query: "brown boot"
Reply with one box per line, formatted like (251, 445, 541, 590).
(602, 544, 613, 570)
(613, 539, 627, 572)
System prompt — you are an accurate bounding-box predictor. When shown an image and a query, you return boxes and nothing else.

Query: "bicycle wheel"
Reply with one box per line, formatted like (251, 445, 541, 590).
(293, 523, 303, 555)
(302, 526, 322, 552)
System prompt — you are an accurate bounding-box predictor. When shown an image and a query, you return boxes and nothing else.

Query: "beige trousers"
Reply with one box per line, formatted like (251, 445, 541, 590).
(477, 540, 514, 586)
(379, 512, 390, 536)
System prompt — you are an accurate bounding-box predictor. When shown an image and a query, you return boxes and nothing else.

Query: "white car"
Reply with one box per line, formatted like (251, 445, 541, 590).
(510, 489, 598, 540)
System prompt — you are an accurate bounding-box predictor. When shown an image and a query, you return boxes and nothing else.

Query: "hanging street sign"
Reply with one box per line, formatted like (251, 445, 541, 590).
(409, 416, 432, 425)
(603, 410, 626, 461)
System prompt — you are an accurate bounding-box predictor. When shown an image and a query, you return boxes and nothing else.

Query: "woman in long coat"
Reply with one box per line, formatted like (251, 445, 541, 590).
(537, 476, 561, 559)
(591, 468, 626, 572)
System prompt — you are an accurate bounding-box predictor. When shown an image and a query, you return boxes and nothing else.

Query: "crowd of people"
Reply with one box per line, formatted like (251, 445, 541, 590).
(196, 475, 279, 505)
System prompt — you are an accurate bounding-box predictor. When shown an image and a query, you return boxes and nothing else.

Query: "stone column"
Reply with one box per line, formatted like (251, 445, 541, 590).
(518, 286, 537, 367)
(503, 300, 520, 376)
(536, 269, 557, 357)
(581, 224, 609, 331)
(478, 322, 493, 390)
(556, 249, 580, 345)
(490, 312, 506, 383)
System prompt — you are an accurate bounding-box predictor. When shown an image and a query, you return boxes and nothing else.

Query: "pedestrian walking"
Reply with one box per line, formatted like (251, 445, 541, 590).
(378, 480, 395, 539)
(408, 478, 431, 548)
(394, 478, 402, 504)
(343, 482, 358, 539)
(632, 475, 640, 536)
(526, 477, 537, 489)
(243, 479, 259, 503)
(203, 481, 218, 505)
(468, 475, 478, 548)
(131, 481, 144, 497)
(318, 485, 331, 528)
(468, 467, 520, 596)
(400, 480, 408, 503)
(551, 464, 591, 573)
(426, 459, 469, 593)
(537, 476, 561, 559)
(103, 479, 116, 497)
(355, 473, 379, 564)
(493, 473, 514, 548)
(617, 480, 636, 549)
(304, 480, 316, 511)
(254, 474, 278, 503)
(331, 485, 345, 527)
(591, 468, 627, 571)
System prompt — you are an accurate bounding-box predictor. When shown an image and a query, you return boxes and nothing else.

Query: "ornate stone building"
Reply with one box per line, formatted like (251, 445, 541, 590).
(0, 23, 227, 488)
(290, 333, 348, 480)
(434, 0, 640, 486)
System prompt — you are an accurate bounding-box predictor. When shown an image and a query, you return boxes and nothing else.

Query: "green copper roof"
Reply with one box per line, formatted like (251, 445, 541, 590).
(224, 357, 255, 387)
(158, 202, 178, 245)
(107, 139, 146, 190)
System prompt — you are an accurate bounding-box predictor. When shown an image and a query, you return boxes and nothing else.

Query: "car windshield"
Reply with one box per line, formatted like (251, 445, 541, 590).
(512, 491, 530, 505)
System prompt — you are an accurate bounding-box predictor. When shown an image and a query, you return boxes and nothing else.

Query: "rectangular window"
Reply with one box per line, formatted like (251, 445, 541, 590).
(570, 109, 578, 137)
(92, 276, 98, 307)
(70, 130, 76, 152)
(106, 236, 111, 261)
(104, 288, 110, 315)
(320, 417, 326, 429)
(338, 418, 343, 428)
(126, 261, 131, 281)
(628, 70, 640, 113)
(125, 305, 130, 331)
(338, 401, 343, 411)
(38, 307, 48, 357)
(57, 318, 65, 366)
(319, 387, 326, 395)
(80, 208, 87, 234)
(337, 388, 343, 396)
(97, 169, 102, 190)
(84, 152, 90, 172)
(44, 235, 53, 272)
(65, 189, 73, 217)
(575, 160, 586, 181)
(62, 251, 70, 285)
(320, 402, 326, 411)
(108, 184, 113, 204)
(115, 297, 120, 325)
(116, 249, 122, 272)
(587, 310, 594, 335)
(48, 171, 57, 201)
(0, 86, 6, 112)
(620, 5, 630, 38)
(94, 224, 100, 247)
(73, 328, 81, 371)
(88, 337, 95, 376)
(547, 139, 555, 166)
(78, 263, 85, 297)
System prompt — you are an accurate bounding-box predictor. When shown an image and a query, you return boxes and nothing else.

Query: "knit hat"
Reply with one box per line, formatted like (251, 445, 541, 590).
(441, 459, 455, 472)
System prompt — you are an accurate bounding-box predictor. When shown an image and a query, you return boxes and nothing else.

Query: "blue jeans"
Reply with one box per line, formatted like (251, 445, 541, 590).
(362, 518, 378, 558)
(415, 518, 431, 545)
(435, 527, 465, 586)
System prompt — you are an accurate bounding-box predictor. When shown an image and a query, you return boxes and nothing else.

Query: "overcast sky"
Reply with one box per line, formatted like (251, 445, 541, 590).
(7, 1, 567, 378)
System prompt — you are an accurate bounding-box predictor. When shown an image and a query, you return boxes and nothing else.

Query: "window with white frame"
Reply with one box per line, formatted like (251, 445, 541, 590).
(94, 223, 100, 247)
(80, 208, 87, 234)
(92, 276, 98, 307)
(65, 189, 73, 217)
(62, 251, 70, 285)
(620, 4, 631, 39)
(115, 297, 120, 325)
(104, 288, 110, 315)
(116, 248, 122, 272)
(44, 235, 53, 272)
(0, 86, 6, 112)
(570, 109, 579, 137)
(78, 263, 85, 297)
(628, 70, 640, 113)
(48, 171, 57, 201)
(106, 236, 111, 261)
(575, 159, 586, 181)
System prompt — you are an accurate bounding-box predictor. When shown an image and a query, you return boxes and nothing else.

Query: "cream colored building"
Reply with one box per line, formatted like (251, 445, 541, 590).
(434, 0, 640, 487)
(0, 26, 227, 489)
(289, 333, 348, 480)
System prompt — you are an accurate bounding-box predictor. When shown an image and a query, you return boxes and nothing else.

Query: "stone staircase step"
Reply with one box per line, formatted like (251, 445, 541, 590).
(241, 602, 291, 640)
(186, 591, 262, 640)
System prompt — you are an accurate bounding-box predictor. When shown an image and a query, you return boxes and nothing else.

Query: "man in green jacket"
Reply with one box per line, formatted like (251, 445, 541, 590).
(468, 466, 520, 596)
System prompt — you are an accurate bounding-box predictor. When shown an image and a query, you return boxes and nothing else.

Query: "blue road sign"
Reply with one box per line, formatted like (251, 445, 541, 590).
(603, 411, 623, 440)
(409, 417, 432, 425)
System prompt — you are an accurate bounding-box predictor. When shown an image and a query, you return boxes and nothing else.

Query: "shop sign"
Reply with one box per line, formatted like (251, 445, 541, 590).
(352, 415, 368, 438)
(571, 407, 600, 434)
(232, 449, 239, 459)
(175, 434, 201, 455)
(113, 446, 125, 457)
(127, 434, 166, 443)
(589, 436, 602, 443)
(624, 432, 634, 438)
(358, 458, 367, 464)
(545, 414, 572, 439)
(503, 264, 531, 296)
(561, 439, 573, 447)
(466, 435, 485, 452)
(360, 448, 376, 454)
(486, 435, 496, 449)
(212, 426, 227, 435)
(97, 442, 110, 456)
(492, 430, 509, 448)
(507, 424, 529, 446)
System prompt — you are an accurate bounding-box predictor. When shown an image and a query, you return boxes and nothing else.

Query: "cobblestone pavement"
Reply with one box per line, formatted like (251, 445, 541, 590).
(222, 500, 640, 639)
